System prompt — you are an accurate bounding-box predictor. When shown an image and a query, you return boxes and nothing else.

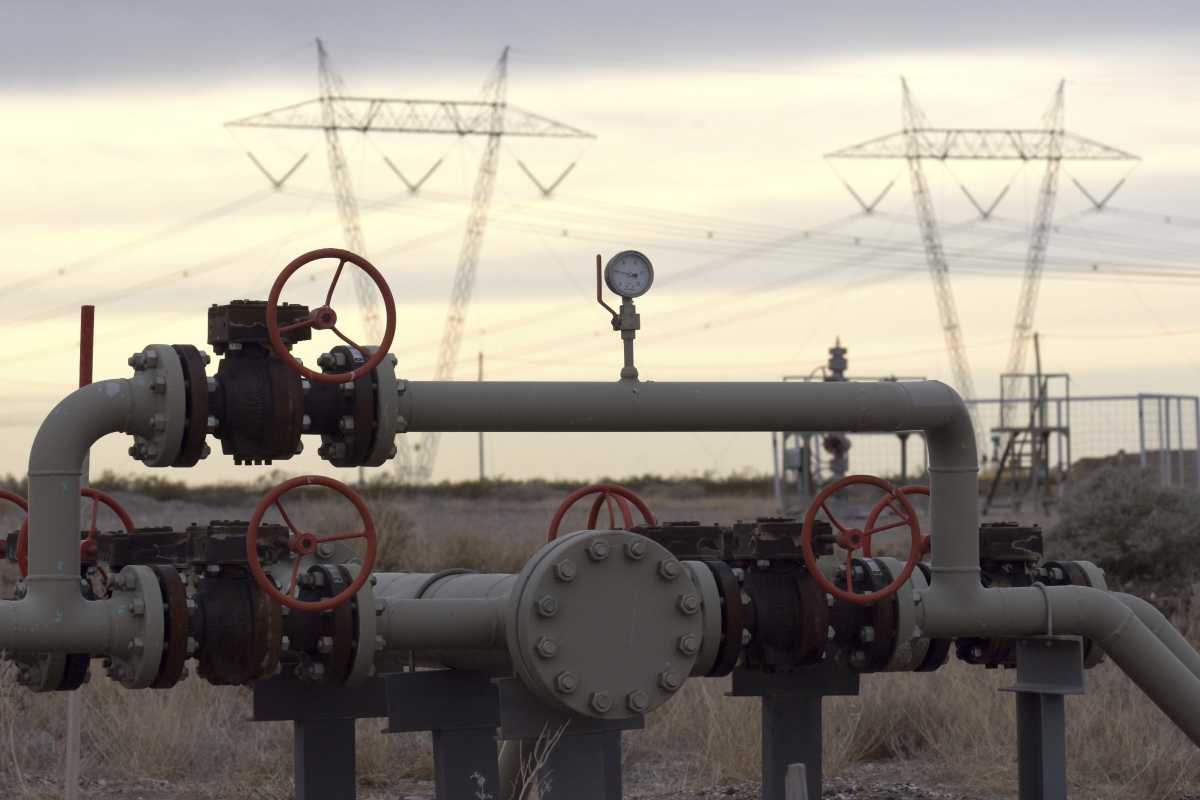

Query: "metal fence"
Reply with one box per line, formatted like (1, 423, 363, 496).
(774, 391, 1200, 507)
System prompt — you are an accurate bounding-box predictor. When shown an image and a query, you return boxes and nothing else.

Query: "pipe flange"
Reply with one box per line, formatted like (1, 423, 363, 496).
(150, 566, 189, 689)
(684, 561, 722, 677)
(507, 530, 703, 719)
(11, 651, 68, 693)
(127, 344, 187, 468)
(107, 565, 166, 689)
(363, 350, 400, 467)
(346, 565, 378, 685)
(875, 556, 932, 672)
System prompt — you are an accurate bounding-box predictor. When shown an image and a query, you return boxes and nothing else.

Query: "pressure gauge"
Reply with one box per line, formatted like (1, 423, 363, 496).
(604, 251, 654, 299)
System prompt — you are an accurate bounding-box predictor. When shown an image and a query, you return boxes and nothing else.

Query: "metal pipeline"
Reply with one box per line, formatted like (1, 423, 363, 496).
(374, 571, 513, 672)
(0, 378, 155, 654)
(397, 379, 1200, 745)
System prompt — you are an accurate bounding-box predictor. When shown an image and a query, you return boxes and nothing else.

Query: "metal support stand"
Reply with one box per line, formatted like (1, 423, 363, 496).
(497, 678, 642, 800)
(731, 663, 860, 800)
(1003, 637, 1086, 800)
(254, 677, 389, 800)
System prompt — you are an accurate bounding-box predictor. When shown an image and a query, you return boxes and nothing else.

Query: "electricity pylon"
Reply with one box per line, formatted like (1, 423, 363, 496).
(227, 42, 594, 482)
(826, 79, 1138, 449)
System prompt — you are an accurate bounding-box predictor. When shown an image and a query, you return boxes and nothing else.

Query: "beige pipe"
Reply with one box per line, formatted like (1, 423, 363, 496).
(0, 378, 155, 654)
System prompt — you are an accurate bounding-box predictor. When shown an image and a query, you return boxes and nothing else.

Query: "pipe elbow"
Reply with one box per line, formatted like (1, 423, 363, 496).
(28, 379, 141, 477)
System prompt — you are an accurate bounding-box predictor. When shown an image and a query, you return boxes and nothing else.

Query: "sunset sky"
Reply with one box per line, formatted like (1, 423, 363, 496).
(3, 2, 1200, 485)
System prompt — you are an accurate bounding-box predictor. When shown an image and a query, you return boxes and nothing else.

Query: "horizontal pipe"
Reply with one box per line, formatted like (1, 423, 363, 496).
(921, 583, 1200, 745)
(1115, 592, 1200, 682)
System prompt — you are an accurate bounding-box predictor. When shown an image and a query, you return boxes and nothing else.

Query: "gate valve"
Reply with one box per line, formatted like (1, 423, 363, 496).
(0, 490, 28, 561)
(547, 483, 657, 541)
(863, 485, 931, 559)
(800, 474, 923, 606)
(266, 248, 397, 385)
(16, 488, 136, 578)
(246, 475, 378, 612)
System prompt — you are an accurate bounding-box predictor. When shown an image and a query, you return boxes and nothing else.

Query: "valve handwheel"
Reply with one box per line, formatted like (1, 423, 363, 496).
(0, 490, 28, 561)
(16, 488, 136, 578)
(266, 247, 398, 385)
(863, 485, 931, 559)
(547, 483, 657, 541)
(800, 474, 923, 606)
(246, 475, 378, 612)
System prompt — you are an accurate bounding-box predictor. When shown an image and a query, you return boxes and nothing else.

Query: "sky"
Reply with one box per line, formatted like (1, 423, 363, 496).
(3, 2, 1200, 488)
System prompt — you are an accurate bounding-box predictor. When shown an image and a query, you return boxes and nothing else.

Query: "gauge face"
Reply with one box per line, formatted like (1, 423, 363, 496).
(604, 251, 654, 298)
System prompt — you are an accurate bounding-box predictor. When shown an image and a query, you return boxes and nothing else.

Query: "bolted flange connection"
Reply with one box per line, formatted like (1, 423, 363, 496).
(126, 345, 189, 468)
(507, 529, 705, 721)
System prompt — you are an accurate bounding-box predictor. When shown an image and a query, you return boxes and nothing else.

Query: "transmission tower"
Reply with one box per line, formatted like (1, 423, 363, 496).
(227, 43, 594, 482)
(827, 80, 1138, 452)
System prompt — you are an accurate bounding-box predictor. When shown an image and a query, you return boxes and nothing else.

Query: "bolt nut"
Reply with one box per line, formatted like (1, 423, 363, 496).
(626, 690, 650, 713)
(338, 415, 356, 433)
(657, 559, 681, 581)
(128, 598, 146, 616)
(128, 352, 146, 370)
(624, 540, 647, 560)
(859, 626, 876, 644)
(199, 444, 210, 460)
(827, 625, 837, 641)
(587, 540, 610, 561)
(206, 415, 219, 434)
(301, 414, 312, 432)
(150, 413, 167, 433)
(553, 559, 577, 582)
(536, 594, 559, 618)
(144, 350, 159, 368)
(128, 442, 145, 460)
(677, 593, 701, 615)
(741, 628, 753, 646)
(849, 650, 868, 670)
(317, 352, 336, 370)
(535, 636, 559, 659)
(317, 636, 334, 654)
(677, 634, 700, 656)
(658, 670, 683, 692)
(316, 542, 335, 559)
(186, 637, 199, 656)
(129, 637, 144, 653)
(589, 691, 613, 713)
(151, 375, 167, 393)
(554, 671, 578, 694)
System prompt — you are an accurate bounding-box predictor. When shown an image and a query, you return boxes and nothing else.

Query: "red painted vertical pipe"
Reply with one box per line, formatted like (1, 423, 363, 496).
(79, 305, 94, 388)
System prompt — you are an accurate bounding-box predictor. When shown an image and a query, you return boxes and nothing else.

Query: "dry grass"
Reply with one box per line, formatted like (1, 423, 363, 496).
(2, 486, 1199, 798)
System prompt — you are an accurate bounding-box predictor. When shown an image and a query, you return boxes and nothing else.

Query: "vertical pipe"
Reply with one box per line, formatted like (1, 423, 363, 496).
(1163, 397, 1172, 485)
(1193, 397, 1200, 490)
(478, 351, 485, 482)
(1138, 395, 1147, 469)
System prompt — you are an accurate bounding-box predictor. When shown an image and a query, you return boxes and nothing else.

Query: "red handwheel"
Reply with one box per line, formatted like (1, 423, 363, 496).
(547, 483, 657, 542)
(801, 475, 923, 606)
(16, 488, 136, 577)
(863, 485, 931, 559)
(266, 248, 397, 385)
(246, 475, 378, 612)
(0, 490, 28, 562)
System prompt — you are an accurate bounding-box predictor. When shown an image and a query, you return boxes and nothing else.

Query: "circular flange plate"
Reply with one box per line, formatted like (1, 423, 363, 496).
(507, 529, 703, 719)
(875, 556, 932, 672)
(128, 344, 187, 468)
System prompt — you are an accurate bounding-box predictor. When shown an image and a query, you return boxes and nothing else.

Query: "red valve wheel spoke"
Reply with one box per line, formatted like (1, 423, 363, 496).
(547, 483, 655, 541)
(315, 531, 368, 544)
(863, 518, 909, 536)
(800, 474, 923, 606)
(863, 485, 930, 559)
(247, 475, 378, 613)
(325, 259, 347, 306)
(266, 248, 397, 386)
(821, 502, 849, 534)
(0, 490, 28, 564)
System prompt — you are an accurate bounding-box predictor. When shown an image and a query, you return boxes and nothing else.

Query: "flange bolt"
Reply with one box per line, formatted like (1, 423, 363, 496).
(317, 352, 336, 370)
(536, 594, 559, 618)
(589, 691, 613, 713)
(677, 593, 701, 615)
(657, 559, 681, 581)
(658, 670, 683, 692)
(626, 690, 649, 713)
(555, 670, 578, 694)
(128, 352, 146, 370)
(535, 636, 559, 659)
(625, 540, 647, 560)
(554, 559, 577, 583)
(677, 634, 700, 656)
(151, 376, 167, 394)
(587, 539, 610, 561)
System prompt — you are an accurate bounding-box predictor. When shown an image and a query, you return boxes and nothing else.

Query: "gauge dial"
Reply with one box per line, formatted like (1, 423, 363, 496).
(604, 251, 654, 299)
